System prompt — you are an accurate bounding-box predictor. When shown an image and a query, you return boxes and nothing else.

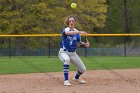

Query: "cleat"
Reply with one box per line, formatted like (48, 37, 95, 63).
(64, 80, 72, 86)
(73, 78, 86, 84)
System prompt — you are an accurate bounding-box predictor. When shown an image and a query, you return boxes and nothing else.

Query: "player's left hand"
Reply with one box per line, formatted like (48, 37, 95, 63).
(78, 41, 90, 48)
(84, 41, 90, 48)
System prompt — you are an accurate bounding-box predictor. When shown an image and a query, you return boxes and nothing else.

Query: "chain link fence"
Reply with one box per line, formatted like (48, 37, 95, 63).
(0, 36, 139, 57)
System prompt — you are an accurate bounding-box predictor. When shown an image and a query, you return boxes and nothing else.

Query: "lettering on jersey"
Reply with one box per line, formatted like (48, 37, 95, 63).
(67, 36, 77, 45)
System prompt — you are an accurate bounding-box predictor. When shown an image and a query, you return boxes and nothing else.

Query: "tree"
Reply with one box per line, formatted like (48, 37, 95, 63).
(0, 0, 108, 34)
(0, 0, 108, 53)
(106, 0, 140, 47)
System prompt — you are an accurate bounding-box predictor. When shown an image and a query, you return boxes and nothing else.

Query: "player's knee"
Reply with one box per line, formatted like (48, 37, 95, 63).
(63, 58, 70, 64)
(80, 67, 86, 73)
(83, 67, 86, 73)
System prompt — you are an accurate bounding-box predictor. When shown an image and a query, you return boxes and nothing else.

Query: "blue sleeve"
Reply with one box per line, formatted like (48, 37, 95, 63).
(77, 34, 81, 42)
(62, 29, 67, 40)
(62, 29, 65, 35)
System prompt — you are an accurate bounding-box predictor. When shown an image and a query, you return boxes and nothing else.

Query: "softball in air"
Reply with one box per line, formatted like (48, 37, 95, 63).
(71, 3, 77, 9)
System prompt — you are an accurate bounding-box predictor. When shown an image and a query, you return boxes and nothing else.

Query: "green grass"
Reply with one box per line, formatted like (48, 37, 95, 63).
(0, 56, 140, 75)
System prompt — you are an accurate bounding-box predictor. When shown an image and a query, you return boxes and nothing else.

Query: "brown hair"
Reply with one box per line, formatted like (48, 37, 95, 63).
(64, 15, 76, 26)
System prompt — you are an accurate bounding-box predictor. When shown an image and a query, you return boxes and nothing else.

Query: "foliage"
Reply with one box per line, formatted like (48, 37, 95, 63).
(0, 0, 108, 34)
(107, 0, 140, 34)
(0, 0, 108, 49)
(0, 0, 139, 49)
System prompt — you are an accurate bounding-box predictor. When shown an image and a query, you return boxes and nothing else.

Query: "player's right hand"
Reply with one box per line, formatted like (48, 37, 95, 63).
(84, 41, 90, 48)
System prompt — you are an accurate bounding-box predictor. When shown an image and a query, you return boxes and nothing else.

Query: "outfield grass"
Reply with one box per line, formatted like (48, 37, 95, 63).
(0, 56, 140, 75)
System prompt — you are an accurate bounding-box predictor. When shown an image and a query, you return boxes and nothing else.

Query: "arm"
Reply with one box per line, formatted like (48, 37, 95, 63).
(65, 30, 88, 35)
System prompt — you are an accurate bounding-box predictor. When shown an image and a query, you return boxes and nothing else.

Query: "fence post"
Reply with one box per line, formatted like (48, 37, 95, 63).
(8, 37, 11, 58)
(124, 37, 127, 57)
(84, 36, 87, 57)
(48, 37, 51, 58)
(84, 47, 87, 57)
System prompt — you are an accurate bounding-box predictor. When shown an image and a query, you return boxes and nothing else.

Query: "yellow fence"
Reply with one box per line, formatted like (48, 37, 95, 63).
(0, 34, 140, 37)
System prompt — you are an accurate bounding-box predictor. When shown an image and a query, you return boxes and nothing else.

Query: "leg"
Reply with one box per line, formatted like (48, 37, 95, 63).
(58, 51, 71, 86)
(70, 52, 86, 82)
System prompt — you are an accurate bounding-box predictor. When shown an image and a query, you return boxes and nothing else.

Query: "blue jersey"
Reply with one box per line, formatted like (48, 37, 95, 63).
(60, 27, 81, 51)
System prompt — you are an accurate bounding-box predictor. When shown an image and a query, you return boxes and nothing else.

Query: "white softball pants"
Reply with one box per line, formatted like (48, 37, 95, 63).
(58, 48, 86, 73)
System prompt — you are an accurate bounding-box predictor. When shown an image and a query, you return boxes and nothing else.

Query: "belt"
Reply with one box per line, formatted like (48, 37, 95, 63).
(63, 49, 75, 52)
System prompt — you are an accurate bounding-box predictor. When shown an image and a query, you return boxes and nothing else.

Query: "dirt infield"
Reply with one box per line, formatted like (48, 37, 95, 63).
(0, 69, 140, 93)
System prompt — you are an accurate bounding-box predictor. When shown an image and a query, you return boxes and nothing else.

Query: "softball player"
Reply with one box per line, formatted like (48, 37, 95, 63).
(58, 15, 90, 86)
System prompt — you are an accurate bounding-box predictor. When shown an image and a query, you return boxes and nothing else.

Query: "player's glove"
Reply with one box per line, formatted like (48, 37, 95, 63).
(84, 39, 90, 48)
(79, 41, 90, 48)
